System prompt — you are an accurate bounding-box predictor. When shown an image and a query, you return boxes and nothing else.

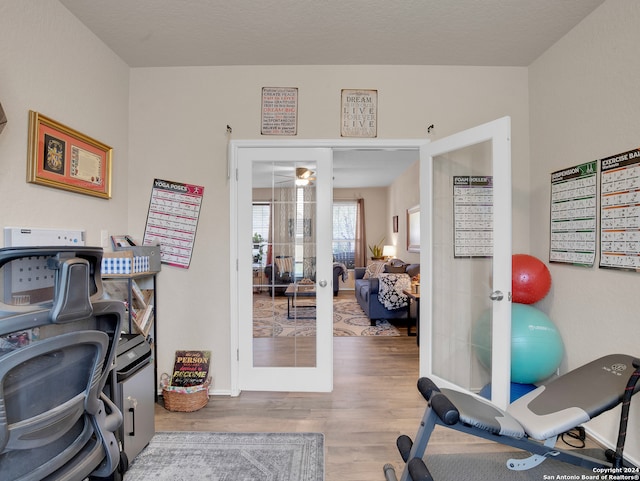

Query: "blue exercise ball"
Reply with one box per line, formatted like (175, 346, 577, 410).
(479, 382, 538, 403)
(472, 303, 564, 384)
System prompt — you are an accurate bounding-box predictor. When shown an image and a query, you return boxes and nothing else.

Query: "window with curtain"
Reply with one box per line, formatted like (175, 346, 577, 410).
(252, 203, 270, 266)
(332, 200, 358, 268)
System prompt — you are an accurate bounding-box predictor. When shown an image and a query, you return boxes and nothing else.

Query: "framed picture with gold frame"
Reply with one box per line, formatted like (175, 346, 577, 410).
(27, 111, 112, 199)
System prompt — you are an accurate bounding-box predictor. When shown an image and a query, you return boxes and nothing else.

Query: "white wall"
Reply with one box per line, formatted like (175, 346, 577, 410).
(529, 0, 640, 461)
(388, 160, 420, 264)
(0, 0, 130, 240)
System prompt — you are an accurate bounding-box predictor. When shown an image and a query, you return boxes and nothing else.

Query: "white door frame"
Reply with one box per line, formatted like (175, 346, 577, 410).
(229, 138, 426, 395)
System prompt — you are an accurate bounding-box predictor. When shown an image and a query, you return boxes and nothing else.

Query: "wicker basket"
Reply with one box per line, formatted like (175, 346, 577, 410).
(162, 377, 211, 412)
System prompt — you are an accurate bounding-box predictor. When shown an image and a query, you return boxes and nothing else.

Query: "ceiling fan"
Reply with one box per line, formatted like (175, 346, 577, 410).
(270, 166, 316, 187)
(295, 167, 315, 186)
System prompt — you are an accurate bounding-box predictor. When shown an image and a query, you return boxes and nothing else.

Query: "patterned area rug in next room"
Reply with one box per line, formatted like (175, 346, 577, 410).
(253, 291, 402, 337)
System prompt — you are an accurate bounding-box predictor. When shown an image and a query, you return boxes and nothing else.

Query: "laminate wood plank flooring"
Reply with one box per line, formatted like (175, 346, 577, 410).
(154, 335, 600, 481)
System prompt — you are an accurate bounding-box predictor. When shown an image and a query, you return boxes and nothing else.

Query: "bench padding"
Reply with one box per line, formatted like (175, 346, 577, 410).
(441, 388, 525, 438)
(507, 354, 639, 440)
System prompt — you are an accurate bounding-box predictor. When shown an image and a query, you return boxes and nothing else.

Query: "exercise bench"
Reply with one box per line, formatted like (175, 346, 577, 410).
(384, 353, 640, 481)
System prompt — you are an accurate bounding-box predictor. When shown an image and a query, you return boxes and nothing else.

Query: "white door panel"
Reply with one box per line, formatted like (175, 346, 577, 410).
(420, 117, 512, 409)
(236, 147, 333, 392)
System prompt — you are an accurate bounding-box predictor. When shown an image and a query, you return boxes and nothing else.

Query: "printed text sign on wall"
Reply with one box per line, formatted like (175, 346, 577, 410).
(453, 176, 493, 258)
(600, 148, 640, 271)
(261, 87, 298, 136)
(340, 89, 377, 138)
(549, 161, 597, 267)
(142, 178, 204, 269)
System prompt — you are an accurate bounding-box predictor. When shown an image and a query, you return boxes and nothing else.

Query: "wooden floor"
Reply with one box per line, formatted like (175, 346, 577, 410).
(154, 335, 599, 481)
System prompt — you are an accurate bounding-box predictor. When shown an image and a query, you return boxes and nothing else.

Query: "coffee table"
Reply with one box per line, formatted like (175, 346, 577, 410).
(284, 283, 316, 319)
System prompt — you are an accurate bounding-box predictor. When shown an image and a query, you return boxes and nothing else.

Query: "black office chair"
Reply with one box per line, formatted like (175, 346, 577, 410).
(0, 247, 125, 480)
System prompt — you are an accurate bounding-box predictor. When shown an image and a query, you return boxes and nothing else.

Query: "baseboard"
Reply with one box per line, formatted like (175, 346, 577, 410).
(585, 426, 639, 468)
(210, 388, 233, 396)
(157, 388, 234, 397)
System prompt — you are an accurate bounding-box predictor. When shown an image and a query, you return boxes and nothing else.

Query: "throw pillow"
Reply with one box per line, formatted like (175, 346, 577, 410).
(363, 260, 386, 279)
(378, 273, 411, 310)
(275, 256, 293, 274)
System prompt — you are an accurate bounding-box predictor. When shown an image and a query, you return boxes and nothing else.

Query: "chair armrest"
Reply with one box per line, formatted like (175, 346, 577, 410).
(369, 277, 380, 293)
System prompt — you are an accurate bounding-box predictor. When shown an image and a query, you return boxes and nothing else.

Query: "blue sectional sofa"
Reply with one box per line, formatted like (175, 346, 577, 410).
(354, 259, 420, 325)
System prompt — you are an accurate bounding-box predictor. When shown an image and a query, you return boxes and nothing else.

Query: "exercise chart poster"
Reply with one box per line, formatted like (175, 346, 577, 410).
(549, 161, 597, 267)
(453, 176, 493, 258)
(142, 178, 204, 269)
(600, 148, 640, 271)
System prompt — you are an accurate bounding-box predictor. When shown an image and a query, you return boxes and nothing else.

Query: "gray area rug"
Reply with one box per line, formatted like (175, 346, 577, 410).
(418, 448, 610, 481)
(124, 432, 323, 481)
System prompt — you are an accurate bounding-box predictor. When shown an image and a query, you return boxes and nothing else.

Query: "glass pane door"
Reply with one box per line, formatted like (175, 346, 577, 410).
(431, 141, 494, 391)
(237, 147, 333, 392)
(253, 162, 318, 367)
(421, 117, 512, 409)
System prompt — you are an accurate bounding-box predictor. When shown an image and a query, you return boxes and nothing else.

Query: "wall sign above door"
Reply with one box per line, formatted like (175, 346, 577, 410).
(261, 87, 298, 136)
(340, 89, 377, 138)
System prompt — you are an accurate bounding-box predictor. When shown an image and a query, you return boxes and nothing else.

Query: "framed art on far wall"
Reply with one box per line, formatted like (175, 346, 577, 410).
(407, 205, 420, 252)
(27, 111, 112, 199)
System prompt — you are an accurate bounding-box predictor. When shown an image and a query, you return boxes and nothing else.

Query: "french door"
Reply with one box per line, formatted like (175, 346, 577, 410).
(235, 147, 333, 392)
(420, 117, 513, 409)
(229, 126, 512, 398)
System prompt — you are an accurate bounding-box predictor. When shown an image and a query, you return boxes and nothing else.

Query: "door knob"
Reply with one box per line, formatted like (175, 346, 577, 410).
(489, 290, 504, 301)
(319, 280, 327, 288)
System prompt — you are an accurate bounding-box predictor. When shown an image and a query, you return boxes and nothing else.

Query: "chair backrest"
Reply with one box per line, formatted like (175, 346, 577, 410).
(274, 255, 294, 275)
(49, 254, 94, 323)
(0, 247, 124, 481)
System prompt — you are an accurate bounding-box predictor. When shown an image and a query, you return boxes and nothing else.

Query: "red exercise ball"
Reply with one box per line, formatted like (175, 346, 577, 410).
(512, 254, 551, 304)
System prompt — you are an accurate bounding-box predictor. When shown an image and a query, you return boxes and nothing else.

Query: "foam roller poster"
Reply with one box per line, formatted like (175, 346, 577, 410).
(549, 161, 597, 267)
(600, 148, 640, 271)
(453, 176, 493, 258)
(142, 178, 204, 269)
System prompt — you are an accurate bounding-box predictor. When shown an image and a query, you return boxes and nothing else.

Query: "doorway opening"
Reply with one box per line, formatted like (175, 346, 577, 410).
(230, 139, 426, 396)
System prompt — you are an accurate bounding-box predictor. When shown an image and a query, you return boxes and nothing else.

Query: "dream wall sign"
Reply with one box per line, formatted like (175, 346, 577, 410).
(340, 89, 377, 138)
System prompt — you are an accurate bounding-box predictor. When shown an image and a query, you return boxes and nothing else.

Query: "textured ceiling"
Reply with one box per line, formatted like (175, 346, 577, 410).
(59, 0, 604, 68)
(57, 0, 604, 187)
